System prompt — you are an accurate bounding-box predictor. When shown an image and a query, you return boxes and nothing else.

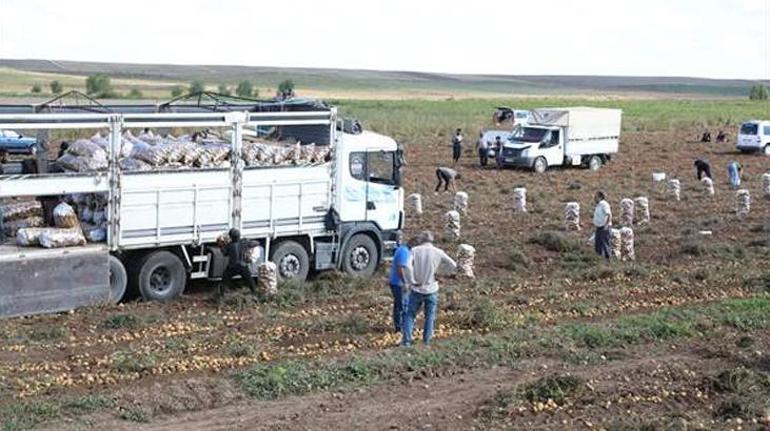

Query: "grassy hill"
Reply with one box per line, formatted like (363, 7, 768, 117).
(0, 58, 768, 100)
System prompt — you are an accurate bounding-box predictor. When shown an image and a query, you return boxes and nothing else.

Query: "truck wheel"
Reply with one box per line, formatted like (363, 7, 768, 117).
(588, 155, 602, 171)
(271, 240, 310, 281)
(532, 157, 548, 174)
(763, 145, 770, 156)
(342, 234, 379, 277)
(108, 255, 127, 304)
(136, 251, 186, 302)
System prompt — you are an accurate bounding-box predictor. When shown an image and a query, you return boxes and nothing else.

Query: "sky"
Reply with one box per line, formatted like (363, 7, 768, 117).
(0, 0, 768, 80)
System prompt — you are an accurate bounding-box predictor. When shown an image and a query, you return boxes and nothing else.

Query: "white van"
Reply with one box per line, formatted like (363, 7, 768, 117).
(736, 121, 770, 155)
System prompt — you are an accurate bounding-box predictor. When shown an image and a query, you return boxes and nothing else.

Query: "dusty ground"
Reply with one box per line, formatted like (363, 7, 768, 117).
(2, 122, 770, 430)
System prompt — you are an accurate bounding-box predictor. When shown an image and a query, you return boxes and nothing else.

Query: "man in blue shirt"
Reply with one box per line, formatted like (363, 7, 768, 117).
(388, 235, 416, 333)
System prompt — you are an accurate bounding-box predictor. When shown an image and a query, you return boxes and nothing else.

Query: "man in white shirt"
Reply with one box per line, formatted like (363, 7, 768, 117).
(401, 231, 457, 346)
(593, 191, 612, 259)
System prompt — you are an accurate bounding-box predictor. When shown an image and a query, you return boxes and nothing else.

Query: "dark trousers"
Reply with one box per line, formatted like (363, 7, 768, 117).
(594, 226, 611, 259)
(478, 148, 488, 166)
(435, 169, 450, 191)
(697, 166, 712, 180)
(389, 284, 406, 332)
(219, 264, 258, 296)
(452, 145, 461, 163)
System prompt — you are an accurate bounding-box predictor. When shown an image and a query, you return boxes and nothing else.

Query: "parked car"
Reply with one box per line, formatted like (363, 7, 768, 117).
(736, 120, 770, 155)
(0, 129, 37, 155)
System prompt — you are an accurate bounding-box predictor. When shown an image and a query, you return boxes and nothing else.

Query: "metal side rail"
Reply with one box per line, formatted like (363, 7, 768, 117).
(0, 172, 110, 198)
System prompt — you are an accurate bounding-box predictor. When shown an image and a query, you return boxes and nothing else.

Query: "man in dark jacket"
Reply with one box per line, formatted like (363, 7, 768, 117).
(694, 159, 712, 180)
(217, 228, 259, 300)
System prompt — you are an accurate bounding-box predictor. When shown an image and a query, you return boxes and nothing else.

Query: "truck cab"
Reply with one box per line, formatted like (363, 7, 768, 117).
(736, 121, 770, 155)
(500, 125, 564, 171)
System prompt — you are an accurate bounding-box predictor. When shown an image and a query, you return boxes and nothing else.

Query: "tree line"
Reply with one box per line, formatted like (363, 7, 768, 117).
(29, 74, 296, 100)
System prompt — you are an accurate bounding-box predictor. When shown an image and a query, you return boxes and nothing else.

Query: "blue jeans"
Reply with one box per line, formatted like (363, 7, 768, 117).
(389, 284, 406, 332)
(401, 291, 439, 346)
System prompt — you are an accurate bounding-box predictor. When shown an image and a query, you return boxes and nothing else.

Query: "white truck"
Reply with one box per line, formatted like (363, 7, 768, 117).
(0, 102, 404, 318)
(498, 107, 622, 173)
(736, 120, 770, 155)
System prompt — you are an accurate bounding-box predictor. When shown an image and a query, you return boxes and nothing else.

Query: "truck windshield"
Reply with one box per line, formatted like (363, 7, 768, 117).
(512, 127, 549, 143)
(740, 123, 758, 135)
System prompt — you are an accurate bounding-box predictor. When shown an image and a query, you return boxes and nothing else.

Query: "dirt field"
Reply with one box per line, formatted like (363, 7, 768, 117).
(2, 101, 770, 430)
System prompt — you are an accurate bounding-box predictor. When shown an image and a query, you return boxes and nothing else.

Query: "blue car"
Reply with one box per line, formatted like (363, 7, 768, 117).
(0, 129, 37, 155)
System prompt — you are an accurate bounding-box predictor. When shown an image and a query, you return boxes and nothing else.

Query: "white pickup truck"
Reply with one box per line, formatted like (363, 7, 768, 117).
(736, 120, 770, 155)
(498, 107, 622, 173)
(0, 102, 404, 318)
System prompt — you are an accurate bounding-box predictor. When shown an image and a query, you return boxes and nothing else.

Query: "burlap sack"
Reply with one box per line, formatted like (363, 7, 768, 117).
(620, 198, 634, 226)
(564, 202, 580, 231)
(513, 187, 527, 212)
(457, 244, 476, 278)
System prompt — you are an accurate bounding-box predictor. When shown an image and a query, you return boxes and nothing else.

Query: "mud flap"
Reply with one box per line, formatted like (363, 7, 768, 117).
(0, 245, 110, 318)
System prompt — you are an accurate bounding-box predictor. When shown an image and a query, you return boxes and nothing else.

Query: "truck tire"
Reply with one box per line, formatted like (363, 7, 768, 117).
(588, 155, 602, 171)
(271, 240, 310, 281)
(108, 255, 127, 304)
(136, 250, 186, 302)
(341, 234, 379, 277)
(532, 157, 548, 174)
(763, 145, 770, 156)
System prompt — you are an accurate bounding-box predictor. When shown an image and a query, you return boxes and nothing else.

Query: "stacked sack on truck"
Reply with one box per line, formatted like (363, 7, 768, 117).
(17, 202, 86, 248)
(0, 200, 44, 238)
(66, 193, 108, 243)
(57, 130, 332, 173)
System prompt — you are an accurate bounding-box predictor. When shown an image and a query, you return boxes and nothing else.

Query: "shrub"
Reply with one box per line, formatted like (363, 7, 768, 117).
(112, 351, 157, 373)
(459, 297, 507, 330)
(235, 80, 254, 98)
(749, 84, 769, 101)
(101, 314, 140, 329)
(170, 86, 184, 97)
(85, 73, 114, 97)
(524, 374, 584, 404)
(30, 84, 42, 93)
(189, 80, 205, 94)
(217, 84, 231, 96)
(29, 326, 68, 341)
(128, 88, 143, 99)
(528, 231, 577, 252)
(49, 80, 63, 94)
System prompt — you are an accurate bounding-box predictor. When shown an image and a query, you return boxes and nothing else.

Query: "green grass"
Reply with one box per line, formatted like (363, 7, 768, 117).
(524, 374, 585, 404)
(235, 296, 770, 401)
(100, 314, 140, 329)
(0, 395, 114, 431)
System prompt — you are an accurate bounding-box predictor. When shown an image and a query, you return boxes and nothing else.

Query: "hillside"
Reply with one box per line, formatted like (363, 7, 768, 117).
(0, 58, 768, 99)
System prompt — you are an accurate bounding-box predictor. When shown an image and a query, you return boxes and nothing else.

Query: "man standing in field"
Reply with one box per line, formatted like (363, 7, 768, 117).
(401, 231, 456, 346)
(435, 166, 461, 193)
(593, 191, 612, 260)
(494, 136, 505, 168)
(452, 128, 464, 165)
(476, 132, 488, 167)
(387, 235, 416, 333)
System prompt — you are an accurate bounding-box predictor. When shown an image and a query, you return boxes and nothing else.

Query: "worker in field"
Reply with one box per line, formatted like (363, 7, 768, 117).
(451, 128, 464, 165)
(694, 159, 712, 180)
(401, 230, 456, 346)
(476, 132, 488, 167)
(727, 161, 743, 188)
(216, 228, 260, 302)
(494, 136, 504, 168)
(700, 130, 712, 143)
(387, 235, 417, 333)
(434, 166, 461, 193)
(716, 130, 728, 143)
(593, 191, 612, 260)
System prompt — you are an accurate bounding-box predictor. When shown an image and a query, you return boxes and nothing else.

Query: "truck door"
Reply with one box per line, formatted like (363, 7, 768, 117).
(365, 150, 401, 231)
(539, 129, 564, 167)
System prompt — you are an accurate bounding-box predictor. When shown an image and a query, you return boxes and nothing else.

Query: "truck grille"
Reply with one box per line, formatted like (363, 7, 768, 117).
(502, 148, 522, 158)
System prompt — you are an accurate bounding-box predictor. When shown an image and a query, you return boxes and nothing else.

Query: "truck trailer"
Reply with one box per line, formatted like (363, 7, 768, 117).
(498, 107, 622, 173)
(0, 101, 404, 318)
